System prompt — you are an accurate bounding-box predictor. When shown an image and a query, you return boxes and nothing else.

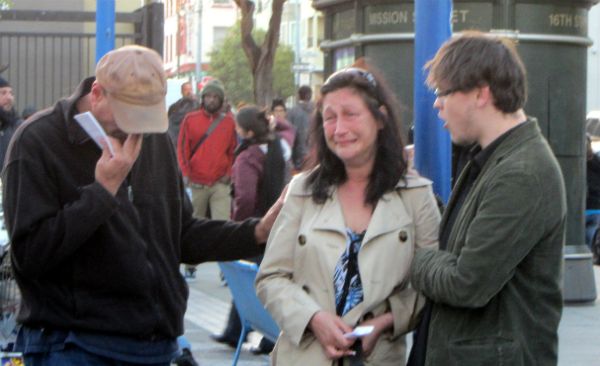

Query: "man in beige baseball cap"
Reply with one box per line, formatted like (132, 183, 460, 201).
(95, 45, 168, 134)
(2, 44, 283, 365)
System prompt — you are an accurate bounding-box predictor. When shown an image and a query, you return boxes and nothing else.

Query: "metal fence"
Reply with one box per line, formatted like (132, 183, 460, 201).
(0, 32, 134, 114)
(0, 248, 18, 350)
(0, 4, 163, 115)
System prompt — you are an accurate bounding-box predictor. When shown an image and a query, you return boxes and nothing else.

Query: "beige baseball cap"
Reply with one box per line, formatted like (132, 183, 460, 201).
(95, 45, 168, 134)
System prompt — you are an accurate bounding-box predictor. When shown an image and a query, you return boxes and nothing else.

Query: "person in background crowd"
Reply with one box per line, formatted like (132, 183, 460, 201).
(256, 63, 440, 365)
(168, 81, 199, 148)
(212, 104, 294, 354)
(287, 85, 314, 172)
(408, 31, 566, 366)
(270, 98, 287, 123)
(211, 102, 295, 353)
(0, 75, 20, 354)
(585, 134, 600, 255)
(0, 77, 21, 171)
(177, 79, 237, 280)
(2, 45, 281, 366)
(232, 105, 294, 225)
(270, 98, 295, 170)
(167, 81, 202, 366)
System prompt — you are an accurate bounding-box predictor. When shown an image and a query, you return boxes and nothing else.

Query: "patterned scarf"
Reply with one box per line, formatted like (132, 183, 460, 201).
(334, 229, 365, 316)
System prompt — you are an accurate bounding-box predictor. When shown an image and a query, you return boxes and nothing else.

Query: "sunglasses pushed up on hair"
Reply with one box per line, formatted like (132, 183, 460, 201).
(324, 67, 377, 89)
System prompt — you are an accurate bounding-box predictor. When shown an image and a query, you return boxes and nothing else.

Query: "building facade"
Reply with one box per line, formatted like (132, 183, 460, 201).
(588, 4, 600, 113)
(163, 0, 239, 90)
(255, 0, 325, 99)
(0, 0, 148, 113)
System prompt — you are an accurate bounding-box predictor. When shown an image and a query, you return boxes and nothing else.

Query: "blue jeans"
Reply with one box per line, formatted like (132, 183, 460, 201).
(23, 344, 169, 366)
(15, 327, 175, 366)
(585, 213, 600, 249)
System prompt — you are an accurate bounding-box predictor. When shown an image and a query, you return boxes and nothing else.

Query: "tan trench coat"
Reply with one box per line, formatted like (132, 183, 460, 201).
(255, 172, 440, 366)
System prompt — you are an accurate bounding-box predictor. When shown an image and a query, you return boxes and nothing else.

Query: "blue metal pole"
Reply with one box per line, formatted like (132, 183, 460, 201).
(413, 0, 452, 203)
(96, 0, 115, 63)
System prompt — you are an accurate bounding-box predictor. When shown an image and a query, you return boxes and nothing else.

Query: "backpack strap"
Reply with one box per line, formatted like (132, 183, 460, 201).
(189, 112, 225, 159)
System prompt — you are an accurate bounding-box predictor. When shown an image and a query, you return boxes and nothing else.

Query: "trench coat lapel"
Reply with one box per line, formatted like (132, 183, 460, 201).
(311, 189, 411, 244)
(311, 189, 347, 237)
(310, 186, 416, 323)
(342, 190, 412, 324)
(362, 190, 411, 246)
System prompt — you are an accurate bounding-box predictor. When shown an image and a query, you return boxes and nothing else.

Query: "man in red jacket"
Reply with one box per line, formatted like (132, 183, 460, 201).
(177, 79, 236, 279)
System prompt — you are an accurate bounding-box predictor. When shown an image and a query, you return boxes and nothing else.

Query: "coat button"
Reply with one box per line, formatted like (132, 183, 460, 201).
(298, 234, 306, 246)
(302, 285, 310, 294)
(399, 230, 408, 242)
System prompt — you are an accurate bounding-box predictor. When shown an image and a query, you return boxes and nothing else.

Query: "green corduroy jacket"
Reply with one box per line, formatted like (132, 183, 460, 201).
(411, 118, 567, 366)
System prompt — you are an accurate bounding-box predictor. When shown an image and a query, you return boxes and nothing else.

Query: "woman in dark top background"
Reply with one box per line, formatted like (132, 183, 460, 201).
(211, 104, 294, 354)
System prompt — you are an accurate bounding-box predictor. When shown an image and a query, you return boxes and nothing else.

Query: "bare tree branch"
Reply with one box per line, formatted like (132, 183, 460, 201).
(261, 0, 284, 62)
(233, 0, 287, 105)
(233, 0, 260, 72)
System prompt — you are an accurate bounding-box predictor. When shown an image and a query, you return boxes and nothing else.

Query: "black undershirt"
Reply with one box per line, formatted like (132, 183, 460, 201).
(439, 122, 525, 250)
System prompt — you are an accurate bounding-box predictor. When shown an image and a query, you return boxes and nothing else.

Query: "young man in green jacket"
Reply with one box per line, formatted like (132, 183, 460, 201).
(409, 31, 567, 366)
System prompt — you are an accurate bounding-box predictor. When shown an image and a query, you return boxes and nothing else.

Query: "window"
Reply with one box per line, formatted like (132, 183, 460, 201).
(280, 23, 288, 44)
(316, 15, 324, 46)
(308, 18, 314, 48)
(290, 21, 298, 45)
(213, 27, 229, 46)
(166, 36, 171, 63)
(334, 47, 355, 71)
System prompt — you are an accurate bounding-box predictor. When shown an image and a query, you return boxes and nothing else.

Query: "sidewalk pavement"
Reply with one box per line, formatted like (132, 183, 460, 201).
(182, 263, 269, 366)
(182, 262, 600, 366)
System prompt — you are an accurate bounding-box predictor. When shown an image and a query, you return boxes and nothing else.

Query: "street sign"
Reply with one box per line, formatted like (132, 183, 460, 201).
(292, 63, 313, 72)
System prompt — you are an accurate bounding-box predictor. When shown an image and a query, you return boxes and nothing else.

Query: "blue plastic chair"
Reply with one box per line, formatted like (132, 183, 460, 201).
(218, 261, 280, 366)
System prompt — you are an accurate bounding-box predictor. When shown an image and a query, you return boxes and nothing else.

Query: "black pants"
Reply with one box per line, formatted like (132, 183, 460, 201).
(221, 303, 275, 351)
(221, 304, 242, 342)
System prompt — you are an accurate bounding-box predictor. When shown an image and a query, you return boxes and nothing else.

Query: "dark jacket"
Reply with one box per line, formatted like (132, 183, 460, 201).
(0, 107, 21, 171)
(231, 119, 295, 221)
(287, 101, 313, 170)
(177, 108, 237, 185)
(167, 97, 199, 148)
(587, 152, 600, 209)
(411, 119, 566, 366)
(2, 77, 262, 340)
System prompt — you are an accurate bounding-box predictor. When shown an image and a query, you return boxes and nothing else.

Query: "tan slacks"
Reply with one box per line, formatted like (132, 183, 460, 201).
(189, 180, 231, 220)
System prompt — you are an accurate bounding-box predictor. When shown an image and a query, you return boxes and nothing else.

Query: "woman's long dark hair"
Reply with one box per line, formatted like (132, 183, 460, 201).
(235, 105, 286, 214)
(305, 63, 408, 207)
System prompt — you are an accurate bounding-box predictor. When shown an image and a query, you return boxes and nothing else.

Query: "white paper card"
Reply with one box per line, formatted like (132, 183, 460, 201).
(74, 111, 114, 156)
(343, 325, 374, 339)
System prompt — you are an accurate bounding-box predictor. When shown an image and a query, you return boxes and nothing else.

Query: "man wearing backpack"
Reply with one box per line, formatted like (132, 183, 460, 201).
(177, 80, 237, 279)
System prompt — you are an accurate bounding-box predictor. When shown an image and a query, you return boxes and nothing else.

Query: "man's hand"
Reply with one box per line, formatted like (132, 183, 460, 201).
(309, 311, 355, 360)
(254, 184, 288, 244)
(95, 134, 143, 196)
